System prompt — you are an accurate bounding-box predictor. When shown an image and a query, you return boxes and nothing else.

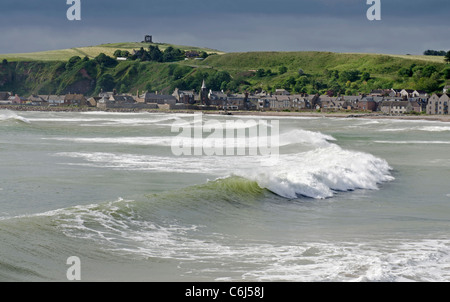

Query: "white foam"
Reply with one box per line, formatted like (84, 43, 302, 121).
(241, 239, 450, 282)
(47, 136, 174, 146)
(54, 152, 241, 174)
(55, 140, 393, 200)
(418, 126, 450, 132)
(357, 120, 380, 125)
(375, 140, 450, 145)
(48, 136, 268, 149)
(27, 117, 172, 125)
(45, 128, 334, 150)
(0, 110, 30, 124)
(279, 129, 335, 147)
(379, 125, 450, 132)
(27, 117, 105, 122)
(52, 124, 392, 200)
(26, 112, 186, 126)
(80, 111, 151, 115)
(378, 128, 409, 132)
(52, 201, 450, 282)
(240, 144, 394, 199)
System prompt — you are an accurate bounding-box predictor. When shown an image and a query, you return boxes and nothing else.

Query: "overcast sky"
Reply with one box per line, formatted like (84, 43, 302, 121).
(0, 0, 449, 55)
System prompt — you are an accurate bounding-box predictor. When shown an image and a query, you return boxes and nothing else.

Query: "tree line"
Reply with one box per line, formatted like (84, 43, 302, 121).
(113, 46, 209, 63)
(424, 50, 448, 56)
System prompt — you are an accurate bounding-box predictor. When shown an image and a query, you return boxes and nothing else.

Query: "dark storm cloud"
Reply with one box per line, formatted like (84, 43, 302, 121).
(2, 0, 447, 18)
(0, 0, 449, 54)
(1, 0, 357, 17)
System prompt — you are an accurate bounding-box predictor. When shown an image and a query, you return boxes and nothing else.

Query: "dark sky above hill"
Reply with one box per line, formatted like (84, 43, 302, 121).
(1, 0, 449, 54)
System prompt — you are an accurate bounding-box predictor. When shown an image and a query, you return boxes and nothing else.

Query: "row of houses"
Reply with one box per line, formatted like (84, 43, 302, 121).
(1, 85, 449, 115)
(0, 92, 89, 106)
(171, 86, 441, 115)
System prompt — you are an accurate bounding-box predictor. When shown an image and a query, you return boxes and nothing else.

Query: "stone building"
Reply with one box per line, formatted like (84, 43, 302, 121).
(142, 92, 176, 105)
(380, 101, 417, 115)
(427, 93, 449, 115)
(172, 88, 196, 104)
(64, 94, 87, 106)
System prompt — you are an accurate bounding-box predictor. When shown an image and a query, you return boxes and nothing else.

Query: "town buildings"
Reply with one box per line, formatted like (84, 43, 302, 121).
(1, 84, 449, 116)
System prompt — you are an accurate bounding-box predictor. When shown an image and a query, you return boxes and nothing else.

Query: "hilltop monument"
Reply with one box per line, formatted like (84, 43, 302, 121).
(144, 35, 153, 43)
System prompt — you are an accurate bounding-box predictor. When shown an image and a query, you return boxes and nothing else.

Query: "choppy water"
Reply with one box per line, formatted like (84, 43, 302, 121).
(1, 109, 450, 282)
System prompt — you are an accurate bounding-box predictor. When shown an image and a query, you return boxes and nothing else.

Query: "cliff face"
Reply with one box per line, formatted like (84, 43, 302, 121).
(0, 61, 65, 96)
(0, 59, 180, 97)
(0, 62, 15, 88)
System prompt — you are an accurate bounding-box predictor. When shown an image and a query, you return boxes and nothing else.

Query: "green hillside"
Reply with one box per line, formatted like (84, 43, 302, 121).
(193, 51, 449, 95)
(0, 43, 448, 97)
(198, 51, 445, 72)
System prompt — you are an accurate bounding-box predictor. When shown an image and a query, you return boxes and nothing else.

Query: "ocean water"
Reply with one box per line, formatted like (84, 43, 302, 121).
(1, 109, 450, 282)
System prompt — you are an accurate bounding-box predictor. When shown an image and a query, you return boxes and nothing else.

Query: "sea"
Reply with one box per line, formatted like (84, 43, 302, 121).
(1, 109, 450, 282)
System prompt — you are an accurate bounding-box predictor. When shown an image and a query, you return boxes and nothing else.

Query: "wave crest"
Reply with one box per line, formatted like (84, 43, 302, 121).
(0, 110, 30, 124)
(52, 124, 393, 200)
(240, 145, 394, 199)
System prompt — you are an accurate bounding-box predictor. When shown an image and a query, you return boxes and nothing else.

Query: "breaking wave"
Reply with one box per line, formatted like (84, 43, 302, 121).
(0, 110, 30, 124)
(237, 144, 394, 199)
(55, 137, 393, 200)
(45, 117, 394, 200)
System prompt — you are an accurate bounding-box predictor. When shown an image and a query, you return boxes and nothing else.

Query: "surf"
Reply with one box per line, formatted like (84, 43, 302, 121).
(236, 144, 394, 199)
(0, 110, 30, 124)
(52, 126, 394, 200)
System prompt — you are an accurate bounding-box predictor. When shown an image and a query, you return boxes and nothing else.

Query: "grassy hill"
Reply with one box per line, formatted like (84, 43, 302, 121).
(198, 51, 445, 70)
(0, 42, 224, 62)
(0, 42, 448, 97)
(194, 51, 449, 94)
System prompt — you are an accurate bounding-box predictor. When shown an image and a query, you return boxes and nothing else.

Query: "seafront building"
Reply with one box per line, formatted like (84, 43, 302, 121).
(427, 93, 450, 115)
(1, 86, 450, 116)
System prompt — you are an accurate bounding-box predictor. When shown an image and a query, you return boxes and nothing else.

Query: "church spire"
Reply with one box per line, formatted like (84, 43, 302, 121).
(200, 79, 210, 105)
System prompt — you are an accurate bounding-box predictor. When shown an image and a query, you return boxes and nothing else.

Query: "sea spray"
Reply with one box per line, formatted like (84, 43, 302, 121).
(52, 119, 394, 199)
(0, 110, 30, 124)
(55, 145, 394, 200)
(237, 144, 394, 199)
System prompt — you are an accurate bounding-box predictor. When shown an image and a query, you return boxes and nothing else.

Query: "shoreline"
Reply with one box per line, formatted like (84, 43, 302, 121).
(1, 105, 449, 122)
(227, 110, 450, 122)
